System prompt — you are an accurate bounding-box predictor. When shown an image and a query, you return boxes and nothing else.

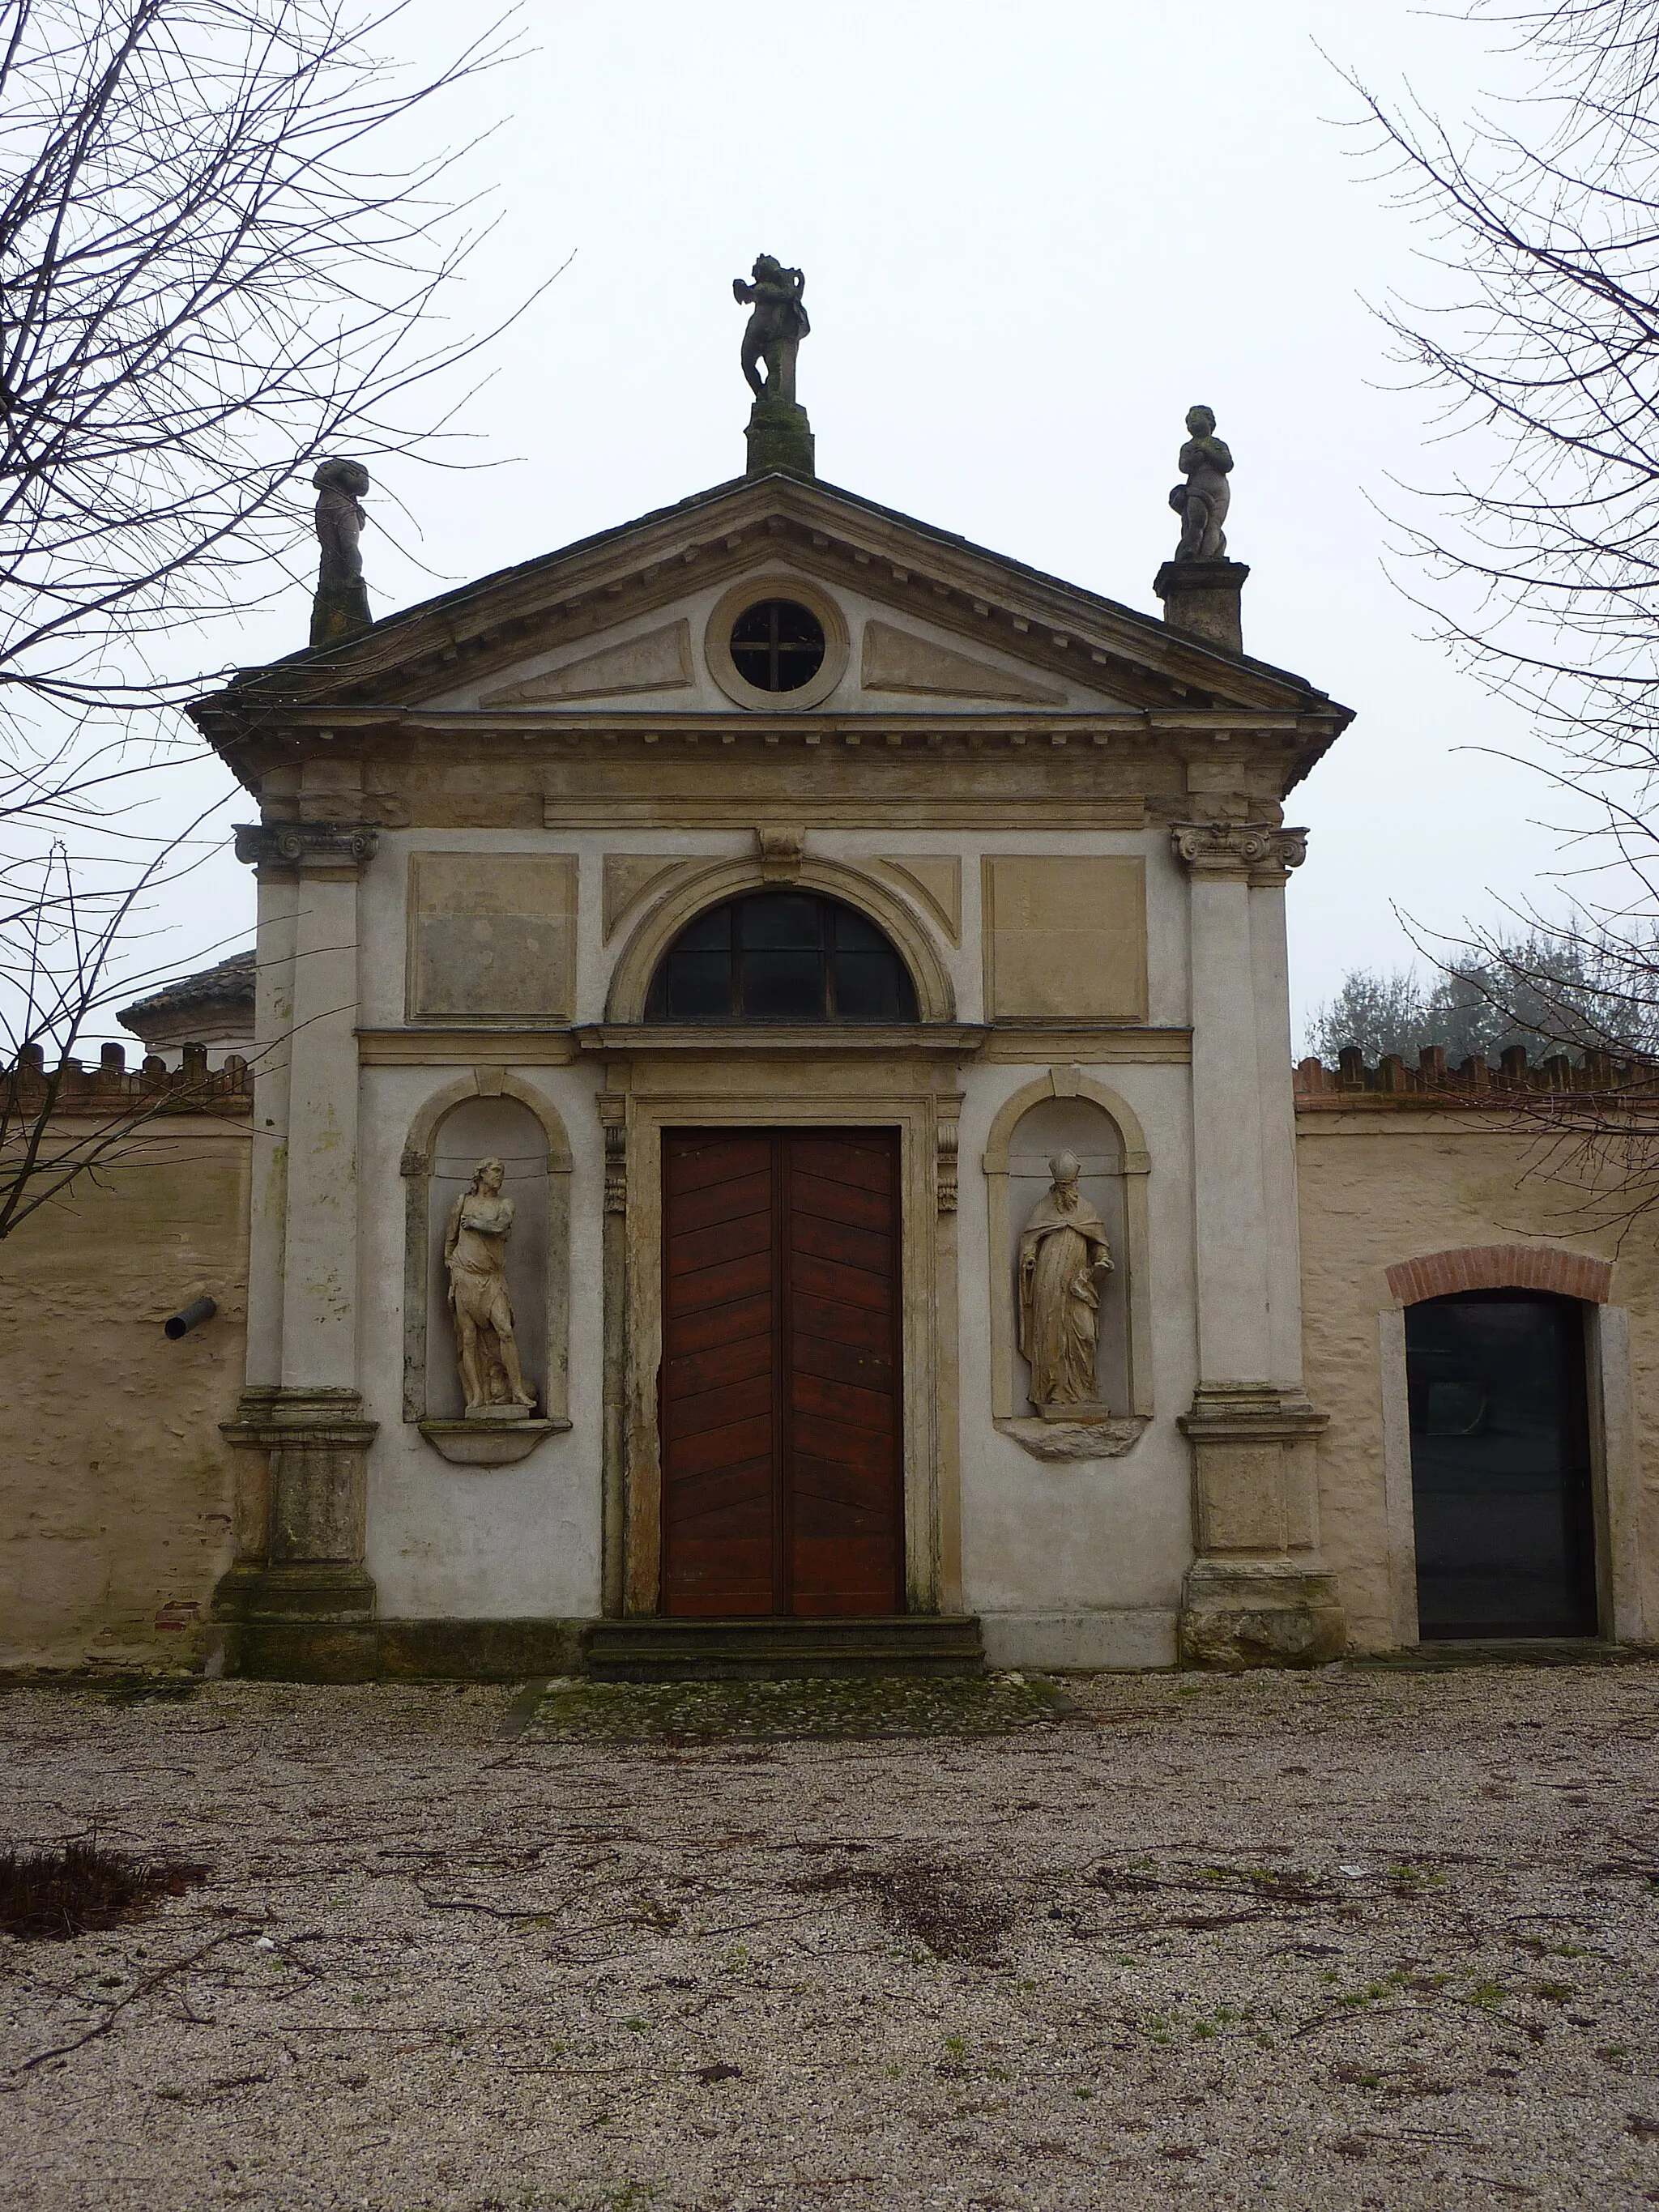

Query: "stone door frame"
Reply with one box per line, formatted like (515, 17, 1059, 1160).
(1376, 1246, 1644, 1648)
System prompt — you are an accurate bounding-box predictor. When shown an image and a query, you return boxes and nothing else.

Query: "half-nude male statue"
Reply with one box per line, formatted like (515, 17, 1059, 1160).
(309, 456, 372, 647)
(1167, 404, 1233, 562)
(444, 1157, 535, 1417)
(732, 254, 809, 403)
(1017, 1151, 1114, 1410)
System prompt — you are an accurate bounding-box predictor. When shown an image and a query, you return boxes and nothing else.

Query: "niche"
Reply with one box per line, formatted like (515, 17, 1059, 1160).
(1005, 1096, 1130, 1418)
(983, 1071, 1151, 1462)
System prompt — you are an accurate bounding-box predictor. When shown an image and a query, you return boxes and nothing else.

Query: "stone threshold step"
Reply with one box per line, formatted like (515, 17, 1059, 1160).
(1357, 1638, 1652, 1669)
(587, 1614, 985, 1681)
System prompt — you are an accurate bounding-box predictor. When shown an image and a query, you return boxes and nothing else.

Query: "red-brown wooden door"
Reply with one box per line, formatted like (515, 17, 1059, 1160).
(660, 1129, 902, 1617)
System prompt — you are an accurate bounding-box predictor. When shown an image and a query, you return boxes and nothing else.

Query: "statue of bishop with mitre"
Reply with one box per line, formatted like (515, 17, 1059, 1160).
(1017, 1151, 1113, 1414)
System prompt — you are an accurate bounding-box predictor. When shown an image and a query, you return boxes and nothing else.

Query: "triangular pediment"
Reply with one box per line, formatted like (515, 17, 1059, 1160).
(192, 472, 1352, 748)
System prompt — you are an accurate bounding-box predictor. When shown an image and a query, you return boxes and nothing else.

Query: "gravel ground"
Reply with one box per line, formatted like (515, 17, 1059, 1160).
(2, 1661, 1659, 2212)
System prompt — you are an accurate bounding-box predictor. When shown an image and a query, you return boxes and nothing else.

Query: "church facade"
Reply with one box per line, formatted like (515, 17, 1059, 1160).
(179, 441, 1369, 1678)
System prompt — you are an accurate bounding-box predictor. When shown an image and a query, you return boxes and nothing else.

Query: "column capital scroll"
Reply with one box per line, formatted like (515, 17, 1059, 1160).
(233, 820, 379, 876)
(1170, 820, 1307, 883)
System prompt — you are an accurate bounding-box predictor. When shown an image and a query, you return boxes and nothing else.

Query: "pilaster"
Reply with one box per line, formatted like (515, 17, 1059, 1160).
(215, 822, 380, 1653)
(1171, 820, 1343, 1665)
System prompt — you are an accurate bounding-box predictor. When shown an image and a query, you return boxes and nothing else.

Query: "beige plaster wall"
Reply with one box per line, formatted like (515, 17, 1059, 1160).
(0, 1122, 250, 1669)
(1296, 1113, 1659, 1651)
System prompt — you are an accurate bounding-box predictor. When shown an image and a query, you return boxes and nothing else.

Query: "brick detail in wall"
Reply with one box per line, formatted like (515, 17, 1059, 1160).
(1385, 1244, 1613, 1308)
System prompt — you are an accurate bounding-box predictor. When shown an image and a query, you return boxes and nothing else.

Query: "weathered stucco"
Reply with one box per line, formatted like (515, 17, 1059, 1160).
(1296, 1113, 1659, 1652)
(0, 1122, 249, 1669)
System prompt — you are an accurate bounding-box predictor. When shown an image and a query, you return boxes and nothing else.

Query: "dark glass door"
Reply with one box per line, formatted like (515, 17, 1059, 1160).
(1405, 1291, 1598, 1639)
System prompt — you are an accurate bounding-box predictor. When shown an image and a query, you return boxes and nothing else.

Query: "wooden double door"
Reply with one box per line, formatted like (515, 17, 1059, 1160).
(660, 1128, 903, 1617)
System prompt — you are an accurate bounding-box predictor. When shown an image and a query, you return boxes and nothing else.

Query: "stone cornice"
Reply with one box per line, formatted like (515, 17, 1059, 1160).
(574, 1022, 990, 1058)
(232, 820, 379, 876)
(1170, 820, 1308, 884)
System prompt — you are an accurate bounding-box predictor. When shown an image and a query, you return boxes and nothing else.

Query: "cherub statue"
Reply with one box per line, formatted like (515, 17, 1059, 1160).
(1167, 405, 1233, 562)
(309, 457, 372, 647)
(732, 254, 810, 405)
(444, 1157, 535, 1417)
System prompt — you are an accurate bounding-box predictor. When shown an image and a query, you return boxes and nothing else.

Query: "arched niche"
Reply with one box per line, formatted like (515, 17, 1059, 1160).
(983, 1069, 1153, 1455)
(401, 1069, 573, 1446)
(605, 856, 956, 1025)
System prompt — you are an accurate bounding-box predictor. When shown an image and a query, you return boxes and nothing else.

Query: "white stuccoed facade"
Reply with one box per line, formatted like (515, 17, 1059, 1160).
(193, 468, 1352, 1677)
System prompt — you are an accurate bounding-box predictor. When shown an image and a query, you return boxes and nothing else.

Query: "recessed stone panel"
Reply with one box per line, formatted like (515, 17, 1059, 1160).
(982, 855, 1147, 1021)
(407, 854, 577, 1021)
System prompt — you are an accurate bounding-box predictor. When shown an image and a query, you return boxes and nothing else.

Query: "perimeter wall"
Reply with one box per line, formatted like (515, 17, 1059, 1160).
(0, 1119, 250, 1669)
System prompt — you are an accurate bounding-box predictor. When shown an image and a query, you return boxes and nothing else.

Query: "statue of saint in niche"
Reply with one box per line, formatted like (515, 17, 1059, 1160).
(1167, 403, 1233, 562)
(1017, 1150, 1114, 1413)
(444, 1157, 535, 1418)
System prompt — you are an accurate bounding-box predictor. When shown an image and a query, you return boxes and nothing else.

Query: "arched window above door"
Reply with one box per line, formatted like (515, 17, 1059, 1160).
(643, 891, 919, 1023)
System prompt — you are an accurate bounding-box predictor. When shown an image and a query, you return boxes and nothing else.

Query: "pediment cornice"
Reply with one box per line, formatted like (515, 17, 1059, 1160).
(191, 473, 1353, 748)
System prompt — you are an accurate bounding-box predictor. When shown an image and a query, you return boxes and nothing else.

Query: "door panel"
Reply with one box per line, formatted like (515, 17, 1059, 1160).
(660, 1129, 902, 1617)
(785, 1134, 901, 1616)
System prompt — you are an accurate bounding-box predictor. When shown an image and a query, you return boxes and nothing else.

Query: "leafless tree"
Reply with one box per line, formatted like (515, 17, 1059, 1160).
(1344, 1, 1659, 1218)
(0, 0, 540, 1237)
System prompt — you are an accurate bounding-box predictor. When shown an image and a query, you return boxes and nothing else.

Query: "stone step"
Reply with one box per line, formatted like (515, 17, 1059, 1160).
(586, 1614, 985, 1682)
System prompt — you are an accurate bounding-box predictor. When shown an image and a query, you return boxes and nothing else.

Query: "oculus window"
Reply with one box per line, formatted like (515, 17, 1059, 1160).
(727, 599, 825, 693)
(645, 893, 919, 1023)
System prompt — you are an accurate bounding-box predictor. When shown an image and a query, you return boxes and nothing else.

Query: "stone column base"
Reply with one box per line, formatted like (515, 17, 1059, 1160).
(1178, 1558, 1346, 1669)
(218, 1386, 378, 1626)
(1177, 1384, 1345, 1667)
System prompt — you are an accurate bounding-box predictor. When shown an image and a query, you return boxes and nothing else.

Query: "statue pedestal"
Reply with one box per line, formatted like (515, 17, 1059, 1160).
(1153, 559, 1249, 656)
(746, 394, 815, 477)
(419, 1415, 570, 1466)
(464, 1400, 535, 1425)
(1036, 1400, 1114, 1422)
(310, 580, 371, 650)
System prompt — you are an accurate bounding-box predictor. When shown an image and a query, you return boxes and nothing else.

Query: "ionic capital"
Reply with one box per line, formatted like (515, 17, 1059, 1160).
(1170, 820, 1308, 884)
(233, 820, 379, 876)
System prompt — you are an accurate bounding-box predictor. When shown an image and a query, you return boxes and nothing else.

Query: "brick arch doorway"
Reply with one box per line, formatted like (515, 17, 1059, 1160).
(659, 1127, 904, 1617)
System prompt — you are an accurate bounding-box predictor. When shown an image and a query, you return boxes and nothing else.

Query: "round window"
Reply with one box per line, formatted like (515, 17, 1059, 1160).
(728, 598, 825, 693)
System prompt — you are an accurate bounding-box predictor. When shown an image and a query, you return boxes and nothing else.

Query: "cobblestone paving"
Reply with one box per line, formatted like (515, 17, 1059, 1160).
(2, 1662, 1658, 2210)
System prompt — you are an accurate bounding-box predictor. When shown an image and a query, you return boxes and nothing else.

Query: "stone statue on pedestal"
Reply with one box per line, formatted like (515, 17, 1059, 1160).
(444, 1157, 535, 1421)
(309, 457, 372, 649)
(1017, 1151, 1113, 1414)
(733, 255, 815, 476)
(1167, 405, 1233, 562)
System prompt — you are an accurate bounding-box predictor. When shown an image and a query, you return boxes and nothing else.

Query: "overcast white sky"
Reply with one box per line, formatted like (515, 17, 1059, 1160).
(138, 0, 1572, 1047)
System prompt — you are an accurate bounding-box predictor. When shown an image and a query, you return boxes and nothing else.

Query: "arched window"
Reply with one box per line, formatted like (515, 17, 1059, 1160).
(643, 891, 919, 1023)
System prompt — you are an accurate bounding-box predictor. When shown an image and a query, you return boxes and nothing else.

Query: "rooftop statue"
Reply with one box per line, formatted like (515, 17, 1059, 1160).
(309, 456, 372, 649)
(1167, 405, 1233, 563)
(733, 254, 809, 404)
(733, 255, 815, 476)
